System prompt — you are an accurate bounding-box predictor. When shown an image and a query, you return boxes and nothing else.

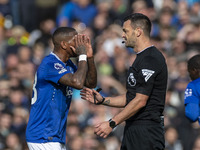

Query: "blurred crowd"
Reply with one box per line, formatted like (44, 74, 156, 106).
(0, 0, 200, 150)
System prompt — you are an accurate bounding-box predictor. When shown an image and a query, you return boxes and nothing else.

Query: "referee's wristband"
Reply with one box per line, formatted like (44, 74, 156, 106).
(79, 54, 87, 62)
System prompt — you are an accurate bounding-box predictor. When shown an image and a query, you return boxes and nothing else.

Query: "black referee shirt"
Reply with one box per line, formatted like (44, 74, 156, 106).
(126, 46, 168, 122)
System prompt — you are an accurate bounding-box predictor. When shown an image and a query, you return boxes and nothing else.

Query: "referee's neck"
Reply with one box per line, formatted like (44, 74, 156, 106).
(136, 45, 154, 54)
(135, 38, 152, 53)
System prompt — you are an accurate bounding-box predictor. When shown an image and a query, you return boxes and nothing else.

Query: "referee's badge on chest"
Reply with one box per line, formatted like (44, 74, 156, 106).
(128, 73, 136, 86)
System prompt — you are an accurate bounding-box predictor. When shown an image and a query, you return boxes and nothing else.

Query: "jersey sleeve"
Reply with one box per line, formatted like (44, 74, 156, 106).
(136, 56, 160, 96)
(185, 103, 199, 122)
(184, 83, 200, 122)
(184, 83, 200, 104)
(67, 59, 77, 72)
(44, 61, 71, 84)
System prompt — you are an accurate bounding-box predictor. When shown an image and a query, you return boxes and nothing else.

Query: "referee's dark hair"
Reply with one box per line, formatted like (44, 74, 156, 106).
(124, 13, 152, 37)
(188, 54, 200, 71)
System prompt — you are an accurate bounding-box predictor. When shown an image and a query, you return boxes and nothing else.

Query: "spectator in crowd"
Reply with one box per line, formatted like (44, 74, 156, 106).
(5, 132, 22, 150)
(165, 126, 183, 150)
(193, 135, 200, 150)
(57, 0, 97, 27)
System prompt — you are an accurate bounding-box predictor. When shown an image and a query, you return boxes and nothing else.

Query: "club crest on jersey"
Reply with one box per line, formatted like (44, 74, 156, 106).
(185, 88, 192, 98)
(128, 73, 136, 86)
(54, 63, 67, 74)
(142, 69, 155, 82)
(66, 86, 73, 98)
(54, 63, 64, 70)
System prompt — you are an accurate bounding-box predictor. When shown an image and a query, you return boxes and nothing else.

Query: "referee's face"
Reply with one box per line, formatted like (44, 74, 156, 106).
(122, 20, 137, 48)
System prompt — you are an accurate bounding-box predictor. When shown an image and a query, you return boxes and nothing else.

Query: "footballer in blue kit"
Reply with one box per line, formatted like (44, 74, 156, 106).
(184, 54, 200, 124)
(26, 53, 77, 143)
(26, 27, 97, 150)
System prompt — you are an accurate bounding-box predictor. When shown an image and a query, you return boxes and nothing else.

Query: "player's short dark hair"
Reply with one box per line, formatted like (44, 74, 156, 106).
(52, 27, 76, 46)
(124, 13, 151, 37)
(188, 54, 200, 70)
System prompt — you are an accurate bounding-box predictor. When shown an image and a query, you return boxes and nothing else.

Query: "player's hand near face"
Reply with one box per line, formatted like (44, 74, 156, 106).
(85, 36, 93, 58)
(80, 88, 104, 104)
(70, 34, 87, 56)
(59, 34, 89, 89)
(94, 121, 112, 138)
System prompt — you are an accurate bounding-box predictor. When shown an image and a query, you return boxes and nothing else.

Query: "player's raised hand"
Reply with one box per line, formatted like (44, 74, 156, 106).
(70, 34, 87, 56)
(85, 36, 93, 58)
(80, 88, 104, 104)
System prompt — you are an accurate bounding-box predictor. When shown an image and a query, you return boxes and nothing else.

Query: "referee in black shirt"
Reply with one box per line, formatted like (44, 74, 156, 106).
(81, 13, 167, 150)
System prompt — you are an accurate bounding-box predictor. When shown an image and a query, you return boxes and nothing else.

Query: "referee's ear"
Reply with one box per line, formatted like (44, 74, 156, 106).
(136, 27, 142, 37)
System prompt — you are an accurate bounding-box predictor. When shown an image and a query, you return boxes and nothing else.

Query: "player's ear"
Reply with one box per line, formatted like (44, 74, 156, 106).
(194, 68, 200, 75)
(61, 41, 67, 50)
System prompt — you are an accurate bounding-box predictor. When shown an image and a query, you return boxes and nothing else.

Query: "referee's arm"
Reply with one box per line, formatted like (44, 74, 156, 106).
(102, 94, 127, 108)
(112, 93, 148, 126)
(80, 88, 126, 107)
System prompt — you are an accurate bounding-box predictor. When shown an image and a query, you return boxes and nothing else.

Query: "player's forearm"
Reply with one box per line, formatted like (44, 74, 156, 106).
(102, 94, 126, 108)
(72, 61, 88, 89)
(112, 93, 148, 125)
(58, 61, 88, 89)
(85, 57, 97, 88)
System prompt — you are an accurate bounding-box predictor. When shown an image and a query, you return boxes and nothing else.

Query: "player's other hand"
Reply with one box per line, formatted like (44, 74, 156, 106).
(94, 121, 112, 138)
(85, 36, 93, 58)
(70, 34, 87, 56)
(80, 88, 103, 104)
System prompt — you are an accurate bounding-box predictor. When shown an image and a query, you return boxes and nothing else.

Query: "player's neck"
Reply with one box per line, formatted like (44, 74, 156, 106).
(53, 51, 69, 62)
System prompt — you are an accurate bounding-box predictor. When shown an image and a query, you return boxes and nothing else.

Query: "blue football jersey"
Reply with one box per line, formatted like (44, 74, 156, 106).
(184, 77, 200, 123)
(26, 52, 77, 144)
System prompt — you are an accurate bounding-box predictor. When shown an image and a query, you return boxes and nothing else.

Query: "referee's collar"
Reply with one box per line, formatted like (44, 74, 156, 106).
(136, 45, 154, 54)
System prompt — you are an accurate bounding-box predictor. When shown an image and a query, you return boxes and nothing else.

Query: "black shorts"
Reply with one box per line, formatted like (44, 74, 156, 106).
(120, 120, 165, 150)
